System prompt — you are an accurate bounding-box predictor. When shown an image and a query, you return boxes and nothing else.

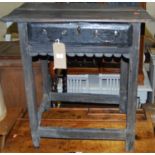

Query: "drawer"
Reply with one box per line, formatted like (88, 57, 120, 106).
(28, 22, 132, 47)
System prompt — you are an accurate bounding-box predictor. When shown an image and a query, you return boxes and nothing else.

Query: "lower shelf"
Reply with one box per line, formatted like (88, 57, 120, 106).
(38, 127, 126, 140)
(57, 67, 152, 104)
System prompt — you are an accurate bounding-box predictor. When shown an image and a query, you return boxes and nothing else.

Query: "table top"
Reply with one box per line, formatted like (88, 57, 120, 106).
(2, 2, 153, 23)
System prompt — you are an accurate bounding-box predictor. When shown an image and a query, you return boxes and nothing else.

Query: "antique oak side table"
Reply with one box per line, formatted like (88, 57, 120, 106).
(2, 3, 152, 151)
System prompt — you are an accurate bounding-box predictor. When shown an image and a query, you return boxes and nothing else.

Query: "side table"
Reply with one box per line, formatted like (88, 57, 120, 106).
(2, 2, 152, 151)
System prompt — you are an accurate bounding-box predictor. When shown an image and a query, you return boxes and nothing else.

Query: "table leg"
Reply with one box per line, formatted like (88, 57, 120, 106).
(62, 69, 67, 93)
(18, 23, 40, 147)
(126, 23, 141, 151)
(148, 57, 155, 103)
(119, 58, 128, 113)
(41, 60, 51, 110)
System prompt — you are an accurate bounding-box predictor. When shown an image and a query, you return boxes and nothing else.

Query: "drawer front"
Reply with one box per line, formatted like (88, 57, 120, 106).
(28, 22, 132, 47)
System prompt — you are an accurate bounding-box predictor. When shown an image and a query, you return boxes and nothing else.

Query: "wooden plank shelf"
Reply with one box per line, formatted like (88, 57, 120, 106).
(1, 106, 154, 152)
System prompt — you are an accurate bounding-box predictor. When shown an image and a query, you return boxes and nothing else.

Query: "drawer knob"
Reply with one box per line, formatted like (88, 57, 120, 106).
(94, 30, 99, 37)
(77, 26, 81, 35)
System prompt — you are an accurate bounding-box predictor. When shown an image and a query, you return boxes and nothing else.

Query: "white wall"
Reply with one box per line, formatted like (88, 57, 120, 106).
(146, 2, 155, 38)
(0, 2, 23, 41)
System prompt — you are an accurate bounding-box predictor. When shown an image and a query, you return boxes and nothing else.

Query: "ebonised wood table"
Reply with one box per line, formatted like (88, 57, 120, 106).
(2, 2, 152, 151)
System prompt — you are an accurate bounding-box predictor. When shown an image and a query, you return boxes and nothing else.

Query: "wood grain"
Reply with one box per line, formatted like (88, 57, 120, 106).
(1, 107, 154, 153)
(0, 42, 43, 109)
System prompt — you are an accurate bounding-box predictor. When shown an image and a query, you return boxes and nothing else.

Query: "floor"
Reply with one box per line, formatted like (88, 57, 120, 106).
(1, 105, 155, 153)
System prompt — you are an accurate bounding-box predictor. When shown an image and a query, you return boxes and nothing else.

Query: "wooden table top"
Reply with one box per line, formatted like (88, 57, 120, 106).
(2, 3, 153, 23)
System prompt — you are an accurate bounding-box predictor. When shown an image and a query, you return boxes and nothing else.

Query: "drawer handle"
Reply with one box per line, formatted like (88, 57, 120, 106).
(62, 30, 67, 36)
(42, 29, 47, 35)
(114, 30, 119, 37)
